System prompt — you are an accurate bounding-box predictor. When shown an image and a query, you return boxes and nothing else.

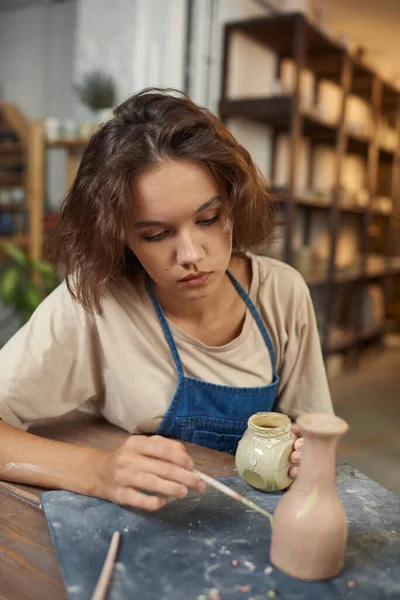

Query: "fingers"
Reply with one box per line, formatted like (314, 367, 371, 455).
(128, 471, 189, 499)
(294, 437, 304, 451)
(117, 456, 204, 494)
(138, 455, 205, 492)
(290, 450, 302, 464)
(289, 436, 304, 480)
(120, 436, 206, 494)
(115, 486, 167, 512)
(130, 435, 194, 470)
(291, 423, 301, 438)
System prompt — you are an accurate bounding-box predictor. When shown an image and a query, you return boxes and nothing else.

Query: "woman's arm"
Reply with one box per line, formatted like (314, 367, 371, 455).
(0, 285, 205, 509)
(0, 420, 204, 510)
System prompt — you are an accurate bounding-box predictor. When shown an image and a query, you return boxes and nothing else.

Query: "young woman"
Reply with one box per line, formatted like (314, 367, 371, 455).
(0, 88, 333, 511)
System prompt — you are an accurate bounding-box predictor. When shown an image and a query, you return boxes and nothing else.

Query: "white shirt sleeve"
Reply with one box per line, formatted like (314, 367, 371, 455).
(0, 283, 101, 430)
(276, 282, 334, 420)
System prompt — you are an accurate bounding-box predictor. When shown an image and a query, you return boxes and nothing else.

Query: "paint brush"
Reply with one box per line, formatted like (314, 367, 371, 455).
(194, 469, 273, 526)
(91, 530, 120, 600)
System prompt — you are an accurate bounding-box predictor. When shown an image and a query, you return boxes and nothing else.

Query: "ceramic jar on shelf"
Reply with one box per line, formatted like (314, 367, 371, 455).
(235, 412, 296, 492)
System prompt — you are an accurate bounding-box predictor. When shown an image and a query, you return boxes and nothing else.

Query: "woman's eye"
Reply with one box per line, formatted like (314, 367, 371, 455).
(143, 231, 167, 243)
(198, 215, 220, 226)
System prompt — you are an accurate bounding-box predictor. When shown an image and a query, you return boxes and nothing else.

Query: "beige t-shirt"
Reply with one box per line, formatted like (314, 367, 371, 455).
(0, 254, 333, 432)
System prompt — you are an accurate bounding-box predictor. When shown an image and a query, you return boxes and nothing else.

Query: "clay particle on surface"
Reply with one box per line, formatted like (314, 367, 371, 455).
(244, 560, 256, 571)
(236, 584, 251, 592)
(231, 559, 239, 567)
(346, 581, 356, 588)
(267, 591, 278, 598)
(172, 549, 179, 555)
(209, 588, 221, 600)
(123, 527, 129, 532)
(264, 565, 273, 575)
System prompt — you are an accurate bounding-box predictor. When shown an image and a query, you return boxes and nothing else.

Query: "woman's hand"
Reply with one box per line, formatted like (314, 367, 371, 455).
(289, 423, 304, 478)
(94, 434, 206, 511)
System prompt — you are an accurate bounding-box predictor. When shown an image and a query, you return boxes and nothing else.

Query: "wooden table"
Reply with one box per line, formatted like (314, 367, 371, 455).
(0, 415, 236, 600)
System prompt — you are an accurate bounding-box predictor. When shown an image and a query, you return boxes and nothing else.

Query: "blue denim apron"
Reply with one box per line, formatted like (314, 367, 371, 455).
(149, 272, 280, 454)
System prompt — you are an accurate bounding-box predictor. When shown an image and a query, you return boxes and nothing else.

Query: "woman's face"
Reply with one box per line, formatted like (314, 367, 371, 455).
(127, 159, 233, 300)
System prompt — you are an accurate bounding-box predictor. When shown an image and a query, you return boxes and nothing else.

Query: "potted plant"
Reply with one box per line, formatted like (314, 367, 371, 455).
(0, 242, 59, 324)
(74, 69, 117, 123)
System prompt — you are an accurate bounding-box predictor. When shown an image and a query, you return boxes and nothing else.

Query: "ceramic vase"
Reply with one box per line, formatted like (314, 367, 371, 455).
(270, 412, 349, 581)
(235, 412, 296, 492)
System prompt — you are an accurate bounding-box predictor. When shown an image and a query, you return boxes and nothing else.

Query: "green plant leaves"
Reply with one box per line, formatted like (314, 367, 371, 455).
(74, 70, 116, 111)
(31, 259, 55, 275)
(0, 242, 28, 267)
(0, 267, 21, 304)
(24, 283, 43, 312)
(0, 243, 60, 324)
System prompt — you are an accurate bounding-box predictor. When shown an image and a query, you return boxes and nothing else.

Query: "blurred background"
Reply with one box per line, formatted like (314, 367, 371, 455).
(0, 0, 399, 493)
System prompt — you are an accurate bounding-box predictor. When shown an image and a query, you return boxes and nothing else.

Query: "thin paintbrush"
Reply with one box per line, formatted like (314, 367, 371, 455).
(91, 531, 120, 600)
(194, 469, 273, 526)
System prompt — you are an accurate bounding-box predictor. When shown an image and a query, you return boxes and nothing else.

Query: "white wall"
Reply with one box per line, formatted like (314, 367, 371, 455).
(73, 0, 187, 118)
(0, 4, 47, 118)
(0, 1, 77, 210)
(0, 1, 77, 344)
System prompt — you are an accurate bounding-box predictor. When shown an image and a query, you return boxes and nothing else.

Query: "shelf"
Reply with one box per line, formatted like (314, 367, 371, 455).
(221, 13, 400, 367)
(346, 132, 370, 157)
(46, 138, 90, 149)
(326, 329, 357, 354)
(340, 205, 367, 215)
(387, 257, 400, 275)
(351, 59, 375, 101)
(227, 13, 344, 83)
(303, 258, 394, 288)
(0, 203, 26, 212)
(220, 96, 291, 129)
(326, 326, 384, 354)
(302, 112, 337, 141)
(295, 198, 390, 216)
(0, 143, 24, 154)
(379, 147, 396, 162)
(221, 97, 394, 160)
(305, 272, 328, 287)
(220, 96, 338, 142)
(370, 207, 393, 217)
(0, 173, 24, 186)
(381, 81, 400, 113)
(294, 196, 331, 210)
(276, 192, 393, 217)
(334, 261, 387, 283)
(0, 234, 29, 246)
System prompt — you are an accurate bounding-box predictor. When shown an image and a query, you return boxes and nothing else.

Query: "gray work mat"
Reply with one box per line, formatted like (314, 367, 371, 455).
(40, 465, 400, 600)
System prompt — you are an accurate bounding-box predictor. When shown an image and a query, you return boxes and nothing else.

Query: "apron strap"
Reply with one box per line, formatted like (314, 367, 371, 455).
(227, 271, 277, 372)
(147, 277, 185, 378)
(147, 271, 277, 377)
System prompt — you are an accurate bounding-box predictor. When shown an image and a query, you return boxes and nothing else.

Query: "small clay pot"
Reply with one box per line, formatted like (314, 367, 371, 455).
(235, 412, 296, 492)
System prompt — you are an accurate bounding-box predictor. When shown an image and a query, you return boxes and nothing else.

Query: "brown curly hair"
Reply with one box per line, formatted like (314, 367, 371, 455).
(51, 88, 276, 314)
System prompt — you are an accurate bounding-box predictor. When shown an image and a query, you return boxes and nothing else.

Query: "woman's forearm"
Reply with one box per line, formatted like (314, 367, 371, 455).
(0, 420, 108, 496)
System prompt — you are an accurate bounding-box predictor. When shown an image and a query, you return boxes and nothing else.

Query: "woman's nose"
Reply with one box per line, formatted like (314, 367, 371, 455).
(176, 233, 205, 266)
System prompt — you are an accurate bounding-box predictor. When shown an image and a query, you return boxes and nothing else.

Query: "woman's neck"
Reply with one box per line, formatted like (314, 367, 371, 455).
(155, 255, 251, 326)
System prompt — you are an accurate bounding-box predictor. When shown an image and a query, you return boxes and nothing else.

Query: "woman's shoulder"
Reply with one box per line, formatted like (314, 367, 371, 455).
(250, 253, 310, 306)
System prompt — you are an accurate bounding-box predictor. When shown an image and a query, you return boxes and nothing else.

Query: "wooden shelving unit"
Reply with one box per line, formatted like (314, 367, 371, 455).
(219, 12, 400, 363)
(0, 103, 31, 254)
(27, 121, 90, 261)
(0, 105, 90, 262)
